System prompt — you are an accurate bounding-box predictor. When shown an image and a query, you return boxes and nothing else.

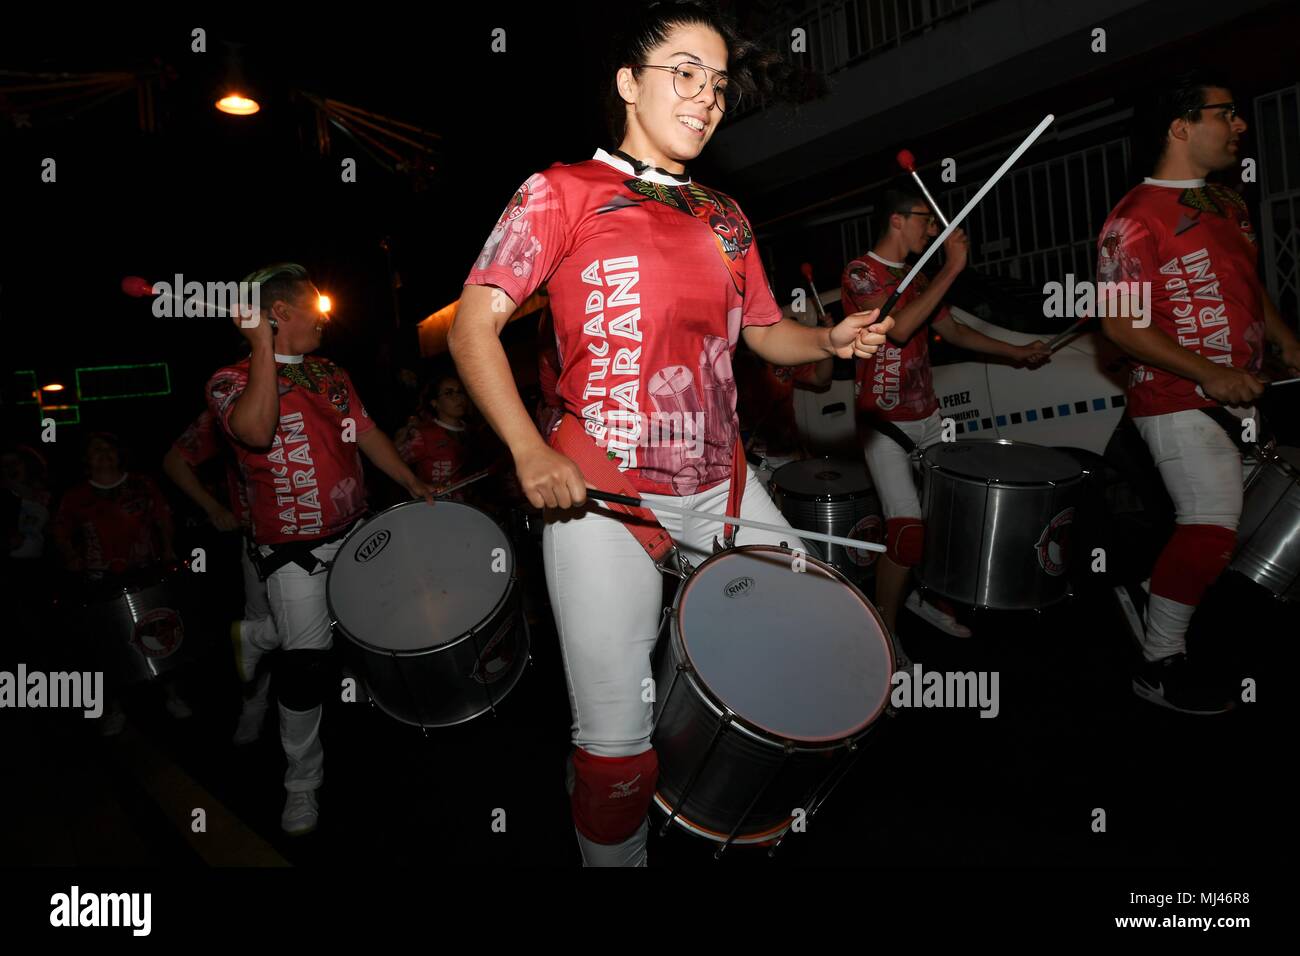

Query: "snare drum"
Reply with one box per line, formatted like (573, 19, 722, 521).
(1230, 446, 1300, 601)
(327, 500, 530, 729)
(79, 570, 200, 684)
(770, 457, 883, 585)
(918, 440, 1083, 610)
(651, 545, 894, 850)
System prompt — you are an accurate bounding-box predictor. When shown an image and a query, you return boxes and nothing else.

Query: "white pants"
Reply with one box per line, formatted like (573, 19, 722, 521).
(542, 466, 806, 759)
(255, 536, 346, 791)
(238, 542, 274, 727)
(862, 410, 944, 520)
(1132, 409, 1252, 529)
(1132, 409, 1252, 659)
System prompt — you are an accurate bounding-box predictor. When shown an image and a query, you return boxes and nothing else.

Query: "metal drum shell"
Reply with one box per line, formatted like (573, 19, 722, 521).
(327, 501, 530, 729)
(770, 458, 883, 586)
(917, 440, 1084, 610)
(1230, 447, 1300, 601)
(651, 545, 893, 845)
(79, 573, 199, 684)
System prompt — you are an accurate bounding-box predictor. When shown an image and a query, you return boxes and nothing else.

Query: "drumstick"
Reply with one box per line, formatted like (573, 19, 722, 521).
(799, 262, 829, 323)
(436, 465, 496, 496)
(895, 150, 951, 228)
(874, 116, 1054, 326)
(584, 489, 887, 554)
(1046, 316, 1091, 351)
(1194, 374, 1298, 400)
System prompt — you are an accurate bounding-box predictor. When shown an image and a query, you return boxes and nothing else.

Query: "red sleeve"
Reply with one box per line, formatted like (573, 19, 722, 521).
(141, 475, 173, 522)
(206, 364, 249, 442)
(1097, 212, 1159, 285)
(396, 424, 425, 465)
(842, 258, 884, 314)
(738, 204, 782, 329)
(172, 410, 221, 466)
(337, 367, 377, 436)
(464, 171, 567, 309)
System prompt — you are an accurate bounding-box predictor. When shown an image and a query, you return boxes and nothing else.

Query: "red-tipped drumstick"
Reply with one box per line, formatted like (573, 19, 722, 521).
(896, 149, 951, 229)
(799, 262, 829, 322)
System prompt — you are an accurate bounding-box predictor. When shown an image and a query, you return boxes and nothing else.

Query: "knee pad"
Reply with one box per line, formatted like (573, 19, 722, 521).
(276, 649, 336, 711)
(886, 517, 924, 568)
(569, 747, 659, 845)
(1150, 524, 1236, 606)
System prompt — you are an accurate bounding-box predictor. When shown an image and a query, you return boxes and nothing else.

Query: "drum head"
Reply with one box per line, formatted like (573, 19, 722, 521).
(676, 547, 892, 742)
(328, 501, 513, 652)
(925, 439, 1080, 484)
(771, 458, 873, 500)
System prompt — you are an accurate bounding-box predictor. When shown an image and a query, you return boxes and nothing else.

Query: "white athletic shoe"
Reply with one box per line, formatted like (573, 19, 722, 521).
(904, 592, 971, 638)
(281, 790, 319, 836)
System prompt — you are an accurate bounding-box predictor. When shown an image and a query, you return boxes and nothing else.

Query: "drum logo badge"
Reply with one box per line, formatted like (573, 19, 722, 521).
(1035, 507, 1075, 577)
(848, 514, 884, 568)
(355, 529, 391, 563)
(131, 608, 184, 659)
(723, 576, 755, 598)
(472, 626, 517, 685)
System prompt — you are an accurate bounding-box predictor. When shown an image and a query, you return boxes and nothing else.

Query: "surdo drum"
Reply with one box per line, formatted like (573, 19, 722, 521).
(770, 457, 884, 586)
(917, 440, 1084, 610)
(327, 500, 530, 729)
(79, 569, 202, 684)
(651, 544, 895, 851)
(1230, 446, 1300, 601)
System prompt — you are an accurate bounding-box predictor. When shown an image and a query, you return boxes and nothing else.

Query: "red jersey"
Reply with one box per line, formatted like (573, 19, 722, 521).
(843, 251, 944, 421)
(53, 474, 171, 573)
(1097, 178, 1265, 417)
(536, 311, 564, 437)
(206, 354, 375, 545)
(737, 357, 818, 450)
(172, 409, 249, 528)
(396, 419, 468, 487)
(464, 149, 783, 496)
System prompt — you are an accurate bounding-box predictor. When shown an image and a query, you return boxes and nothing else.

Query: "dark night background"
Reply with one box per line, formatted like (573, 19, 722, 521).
(0, 1, 1292, 910)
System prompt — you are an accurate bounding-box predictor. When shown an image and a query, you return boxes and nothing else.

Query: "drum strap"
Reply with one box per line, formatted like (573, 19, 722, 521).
(864, 413, 917, 454)
(549, 414, 748, 560)
(1197, 406, 1269, 455)
(252, 525, 354, 580)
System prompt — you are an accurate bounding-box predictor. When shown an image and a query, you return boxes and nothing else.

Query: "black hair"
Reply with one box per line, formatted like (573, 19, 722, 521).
(242, 262, 313, 315)
(81, 431, 127, 472)
(416, 363, 462, 420)
(875, 181, 928, 240)
(1140, 68, 1234, 171)
(603, 1, 780, 143)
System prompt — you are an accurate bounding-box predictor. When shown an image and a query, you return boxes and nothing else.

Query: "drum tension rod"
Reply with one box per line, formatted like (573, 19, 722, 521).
(659, 711, 731, 839)
(716, 742, 795, 860)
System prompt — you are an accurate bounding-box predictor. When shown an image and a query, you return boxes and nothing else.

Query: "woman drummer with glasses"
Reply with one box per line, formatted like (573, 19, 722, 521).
(449, 0, 893, 867)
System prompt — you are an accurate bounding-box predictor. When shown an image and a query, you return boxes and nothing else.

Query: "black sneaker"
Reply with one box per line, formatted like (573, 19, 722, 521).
(1132, 653, 1235, 715)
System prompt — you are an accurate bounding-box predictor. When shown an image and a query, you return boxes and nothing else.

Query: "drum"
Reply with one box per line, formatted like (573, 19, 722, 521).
(326, 500, 530, 729)
(770, 457, 883, 585)
(918, 440, 1083, 610)
(651, 545, 894, 850)
(1230, 446, 1300, 601)
(79, 570, 201, 684)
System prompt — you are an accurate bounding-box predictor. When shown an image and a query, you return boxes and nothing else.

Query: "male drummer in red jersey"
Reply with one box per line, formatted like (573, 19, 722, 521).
(451, 3, 892, 867)
(844, 182, 1050, 640)
(1100, 70, 1300, 714)
(164, 409, 275, 745)
(207, 263, 435, 835)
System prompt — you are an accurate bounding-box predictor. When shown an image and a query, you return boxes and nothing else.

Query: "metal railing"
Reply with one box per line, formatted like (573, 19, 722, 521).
(1254, 83, 1300, 324)
(736, 0, 986, 119)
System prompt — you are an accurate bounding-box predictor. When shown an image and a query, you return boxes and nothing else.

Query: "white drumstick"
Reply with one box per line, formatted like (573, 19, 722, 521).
(874, 114, 1054, 320)
(585, 489, 886, 553)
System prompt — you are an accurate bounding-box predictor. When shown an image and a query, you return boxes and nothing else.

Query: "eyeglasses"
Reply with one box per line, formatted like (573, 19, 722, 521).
(896, 209, 938, 226)
(1190, 101, 1238, 121)
(636, 61, 738, 114)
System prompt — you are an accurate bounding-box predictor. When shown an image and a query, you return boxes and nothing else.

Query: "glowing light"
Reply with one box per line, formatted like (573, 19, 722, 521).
(216, 94, 260, 116)
(318, 295, 332, 314)
(41, 383, 65, 392)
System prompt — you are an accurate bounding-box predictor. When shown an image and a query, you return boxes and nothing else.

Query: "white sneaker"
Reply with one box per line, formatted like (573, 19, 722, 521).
(281, 790, 319, 836)
(904, 592, 972, 638)
(231, 620, 266, 684)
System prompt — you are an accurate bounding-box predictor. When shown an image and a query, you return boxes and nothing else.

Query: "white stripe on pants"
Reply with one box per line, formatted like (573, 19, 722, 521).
(541, 465, 807, 759)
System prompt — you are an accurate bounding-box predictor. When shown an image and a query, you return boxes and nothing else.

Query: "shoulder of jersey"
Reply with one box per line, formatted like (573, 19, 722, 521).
(1205, 182, 1248, 213)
